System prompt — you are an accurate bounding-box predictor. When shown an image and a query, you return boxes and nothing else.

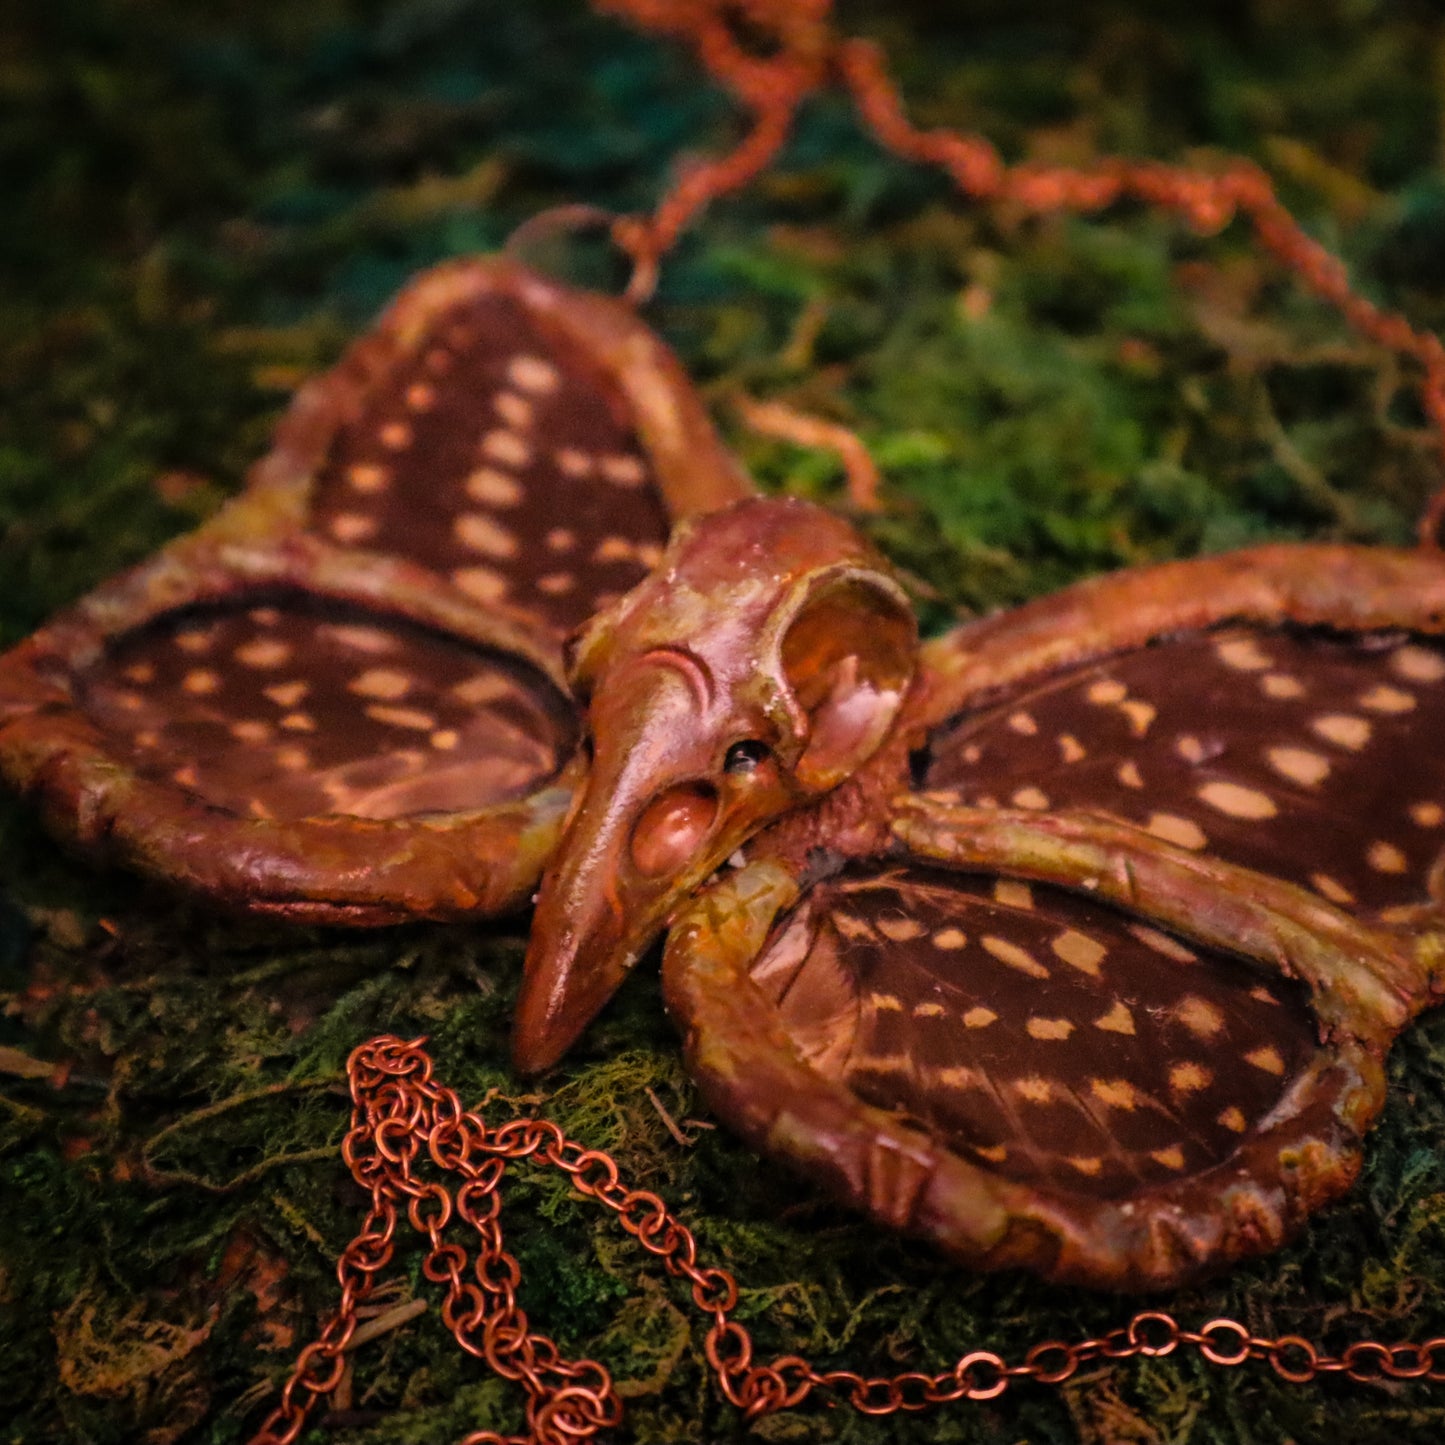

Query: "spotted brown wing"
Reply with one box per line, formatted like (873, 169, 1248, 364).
(0, 258, 753, 921)
(271, 258, 752, 634)
(923, 625, 1445, 919)
(79, 596, 574, 824)
(663, 833, 1401, 1290)
(761, 867, 1314, 1201)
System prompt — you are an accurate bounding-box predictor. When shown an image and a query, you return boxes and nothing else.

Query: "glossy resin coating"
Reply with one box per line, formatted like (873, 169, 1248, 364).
(0, 259, 752, 921)
(649, 539, 1445, 1288)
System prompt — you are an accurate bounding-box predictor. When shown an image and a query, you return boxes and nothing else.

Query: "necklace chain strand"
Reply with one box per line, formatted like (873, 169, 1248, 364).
(600, 0, 1445, 544)
(249, 1036, 1445, 1445)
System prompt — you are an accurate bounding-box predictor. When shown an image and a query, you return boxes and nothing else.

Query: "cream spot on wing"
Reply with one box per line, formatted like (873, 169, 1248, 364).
(452, 567, 509, 604)
(636, 543, 664, 568)
(868, 992, 904, 1012)
(1392, 645, 1445, 683)
(276, 745, 309, 771)
(963, 1006, 997, 1029)
(1215, 635, 1271, 671)
(1198, 780, 1277, 819)
(1267, 746, 1330, 787)
(430, 730, 459, 751)
(1312, 713, 1372, 750)
(555, 448, 592, 478)
(1249, 985, 1280, 1005)
(279, 712, 315, 733)
(365, 705, 438, 731)
(236, 639, 291, 669)
(480, 430, 532, 468)
(1008, 711, 1038, 736)
(124, 662, 155, 685)
(973, 1143, 1008, 1163)
(1176, 735, 1207, 764)
(1128, 924, 1198, 962)
(877, 916, 925, 942)
(537, 573, 576, 596)
(113, 691, 145, 712)
(1013, 1076, 1055, 1104)
(1218, 1106, 1247, 1133)
(600, 454, 646, 486)
(1067, 1156, 1103, 1177)
(1169, 1061, 1212, 1095)
(913, 1001, 946, 1018)
(1120, 699, 1156, 736)
(507, 354, 561, 395)
(1052, 930, 1106, 976)
(993, 880, 1033, 910)
(962, 744, 982, 765)
(1116, 760, 1145, 789)
(321, 625, 395, 654)
(545, 528, 576, 553)
(348, 668, 412, 701)
(1311, 872, 1356, 905)
(831, 913, 875, 941)
(182, 669, 220, 695)
(466, 467, 523, 507)
(1146, 812, 1208, 850)
(406, 382, 436, 411)
(1026, 1016, 1075, 1041)
(1174, 996, 1224, 1038)
(937, 1066, 983, 1089)
(328, 512, 377, 544)
(264, 680, 309, 708)
(379, 421, 412, 450)
(250, 608, 280, 627)
(172, 764, 198, 788)
(1367, 840, 1408, 874)
(1094, 1001, 1136, 1035)
(452, 674, 511, 706)
(348, 463, 390, 493)
(175, 629, 213, 654)
(1411, 802, 1444, 827)
(594, 537, 636, 564)
(1150, 1145, 1186, 1171)
(1359, 684, 1416, 714)
(1245, 1045, 1286, 1075)
(1087, 678, 1127, 705)
(135, 730, 159, 748)
(493, 391, 534, 428)
(1058, 733, 1086, 763)
(1091, 1078, 1137, 1110)
(1261, 672, 1305, 699)
(1011, 786, 1049, 809)
(981, 936, 1049, 978)
(933, 928, 967, 950)
(231, 720, 271, 743)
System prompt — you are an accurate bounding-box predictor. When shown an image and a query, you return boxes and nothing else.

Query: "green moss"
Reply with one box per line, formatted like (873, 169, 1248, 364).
(4, 1, 1445, 1441)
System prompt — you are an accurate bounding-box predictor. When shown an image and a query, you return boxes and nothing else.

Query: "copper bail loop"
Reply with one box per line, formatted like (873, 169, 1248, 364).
(502, 204, 660, 305)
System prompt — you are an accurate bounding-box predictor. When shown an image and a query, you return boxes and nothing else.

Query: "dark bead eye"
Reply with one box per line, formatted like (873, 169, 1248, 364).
(724, 739, 771, 775)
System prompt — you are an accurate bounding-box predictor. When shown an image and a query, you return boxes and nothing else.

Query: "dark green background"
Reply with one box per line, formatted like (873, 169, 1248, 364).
(4, 1, 1445, 1441)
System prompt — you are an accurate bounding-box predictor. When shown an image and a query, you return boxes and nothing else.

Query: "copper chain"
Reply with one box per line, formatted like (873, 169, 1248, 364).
(600, 0, 1445, 544)
(249, 1036, 1444, 1444)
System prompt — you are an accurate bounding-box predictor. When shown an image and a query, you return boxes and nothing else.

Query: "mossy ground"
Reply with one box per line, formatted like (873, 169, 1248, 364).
(5, 2, 1445, 1441)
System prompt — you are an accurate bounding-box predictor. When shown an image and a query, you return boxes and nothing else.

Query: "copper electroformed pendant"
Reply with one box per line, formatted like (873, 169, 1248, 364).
(11, 0, 1445, 1438)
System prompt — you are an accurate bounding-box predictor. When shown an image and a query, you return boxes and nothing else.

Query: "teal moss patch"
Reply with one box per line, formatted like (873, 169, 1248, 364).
(4, 1, 1445, 1441)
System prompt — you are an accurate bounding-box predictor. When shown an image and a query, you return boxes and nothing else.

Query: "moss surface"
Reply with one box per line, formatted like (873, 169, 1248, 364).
(4, 2, 1445, 1441)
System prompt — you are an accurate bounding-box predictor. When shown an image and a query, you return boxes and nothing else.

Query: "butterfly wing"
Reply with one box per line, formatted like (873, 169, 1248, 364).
(662, 543, 1445, 1288)
(0, 259, 752, 921)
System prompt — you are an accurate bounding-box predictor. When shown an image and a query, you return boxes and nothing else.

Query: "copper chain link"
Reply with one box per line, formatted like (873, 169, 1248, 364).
(249, 1036, 1445, 1444)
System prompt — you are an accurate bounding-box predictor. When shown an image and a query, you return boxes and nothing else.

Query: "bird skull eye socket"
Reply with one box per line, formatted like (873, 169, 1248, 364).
(723, 739, 771, 775)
